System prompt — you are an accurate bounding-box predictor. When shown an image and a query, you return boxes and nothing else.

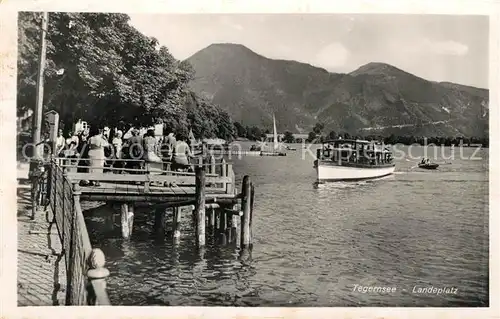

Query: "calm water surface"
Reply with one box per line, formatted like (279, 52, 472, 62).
(84, 144, 489, 307)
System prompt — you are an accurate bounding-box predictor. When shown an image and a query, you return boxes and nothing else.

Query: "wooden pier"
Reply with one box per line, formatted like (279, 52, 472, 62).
(57, 156, 255, 246)
(39, 155, 256, 305)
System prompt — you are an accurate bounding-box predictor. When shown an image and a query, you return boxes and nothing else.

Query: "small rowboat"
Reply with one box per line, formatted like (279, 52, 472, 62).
(418, 163, 439, 170)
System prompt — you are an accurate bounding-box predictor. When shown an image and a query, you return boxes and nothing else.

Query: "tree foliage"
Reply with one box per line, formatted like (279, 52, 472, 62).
(307, 131, 316, 143)
(312, 122, 325, 135)
(17, 12, 233, 138)
(233, 121, 246, 138)
(282, 131, 295, 143)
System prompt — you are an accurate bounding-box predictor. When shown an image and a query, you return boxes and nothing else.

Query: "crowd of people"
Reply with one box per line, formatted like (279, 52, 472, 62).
(55, 125, 197, 186)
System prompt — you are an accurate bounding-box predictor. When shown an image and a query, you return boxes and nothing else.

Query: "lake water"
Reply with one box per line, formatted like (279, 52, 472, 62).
(84, 143, 489, 307)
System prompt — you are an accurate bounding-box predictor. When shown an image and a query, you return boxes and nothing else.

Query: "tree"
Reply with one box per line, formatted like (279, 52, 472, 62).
(283, 131, 295, 143)
(17, 12, 233, 139)
(313, 122, 325, 135)
(385, 133, 397, 145)
(233, 121, 246, 137)
(307, 131, 317, 143)
(215, 109, 235, 142)
(247, 126, 262, 141)
(328, 130, 337, 140)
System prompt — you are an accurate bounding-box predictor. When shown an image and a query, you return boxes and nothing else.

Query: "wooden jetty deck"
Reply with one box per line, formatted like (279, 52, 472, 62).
(56, 157, 237, 202)
(29, 155, 255, 305)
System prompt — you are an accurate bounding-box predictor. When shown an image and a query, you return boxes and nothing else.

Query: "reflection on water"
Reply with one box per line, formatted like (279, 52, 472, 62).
(84, 144, 489, 307)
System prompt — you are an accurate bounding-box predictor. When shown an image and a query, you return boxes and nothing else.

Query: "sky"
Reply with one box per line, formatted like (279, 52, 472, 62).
(129, 14, 489, 89)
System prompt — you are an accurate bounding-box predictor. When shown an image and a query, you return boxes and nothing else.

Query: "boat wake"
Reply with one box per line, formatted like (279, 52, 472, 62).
(314, 182, 365, 189)
(314, 178, 384, 190)
(314, 174, 396, 189)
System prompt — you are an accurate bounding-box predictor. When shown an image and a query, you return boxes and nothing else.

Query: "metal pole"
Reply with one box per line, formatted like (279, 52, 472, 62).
(32, 12, 49, 159)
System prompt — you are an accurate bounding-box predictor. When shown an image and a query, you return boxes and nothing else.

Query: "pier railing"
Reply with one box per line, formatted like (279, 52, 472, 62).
(56, 155, 236, 195)
(48, 159, 111, 305)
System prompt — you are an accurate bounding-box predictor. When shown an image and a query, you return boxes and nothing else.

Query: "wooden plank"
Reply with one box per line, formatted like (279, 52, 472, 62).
(66, 172, 228, 184)
(78, 183, 235, 196)
(175, 186, 191, 195)
(165, 186, 179, 196)
(81, 194, 194, 202)
(184, 186, 196, 194)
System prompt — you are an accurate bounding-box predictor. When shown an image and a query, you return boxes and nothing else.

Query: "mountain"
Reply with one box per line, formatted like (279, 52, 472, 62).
(186, 43, 488, 137)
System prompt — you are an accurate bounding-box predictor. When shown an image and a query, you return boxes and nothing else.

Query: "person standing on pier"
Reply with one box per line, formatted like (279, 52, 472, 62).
(65, 130, 80, 170)
(87, 127, 109, 186)
(76, 129, 90, 186)
(171, 132, 193, 172)
(112, 130, 123, 158)
(143, 128, 162, 174)
(65, 130, 79, 154)
(124, 128, 143, 172)
(103, 126, 110, 141)
(112, 130, 124, 173)
(55, 129, 65, 156)
(165, 130, 176, 161)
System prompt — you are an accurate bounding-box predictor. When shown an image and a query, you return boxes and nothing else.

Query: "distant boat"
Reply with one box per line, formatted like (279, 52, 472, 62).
(418, 162, 439, 170)
(273, 113, 278, 151)
(250, 113, 286, 156)
(314, 139, 396, 182)
(260, 151, 286, 156)
(261, 113, 286, 156)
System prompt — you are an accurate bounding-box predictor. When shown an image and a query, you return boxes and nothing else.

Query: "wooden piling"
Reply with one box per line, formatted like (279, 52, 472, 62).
(215, 209, 220, 230)
(194, 166, 206, 247)
(241, 175, 252, 247)
(219, 232, 227, 245)
(233, 212, 241, 248)
(120, 203, 134, 239)
(129, 205, 135, 237)
(154, 207, 166, 236)
(226, 226, 233, 243)
(172, 207, 181, 240)
(206, 209, 212, 229)
(250, 183, 255, 243)
(210, 155, 216, 175)
(226, 163, 234, 194)
(104, 204, 114, 232)
(225, 207, 233, 242)
(220, 210, 227, 233)
(221, 159, 227, 190)
(209, 208, 215, 228)
(105, 214, 114, 233)
(222, 159, 227, 176)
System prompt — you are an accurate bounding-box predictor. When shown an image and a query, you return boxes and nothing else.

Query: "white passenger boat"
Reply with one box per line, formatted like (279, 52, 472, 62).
(314, 139, 395, 183)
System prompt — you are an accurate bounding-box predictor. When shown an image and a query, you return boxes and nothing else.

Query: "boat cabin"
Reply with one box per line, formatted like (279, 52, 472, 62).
(317, 139, 394, 166)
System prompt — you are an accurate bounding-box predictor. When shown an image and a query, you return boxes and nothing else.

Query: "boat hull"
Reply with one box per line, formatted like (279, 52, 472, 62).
(418, 163, 439, 169)
(316, 163, 396, 182)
